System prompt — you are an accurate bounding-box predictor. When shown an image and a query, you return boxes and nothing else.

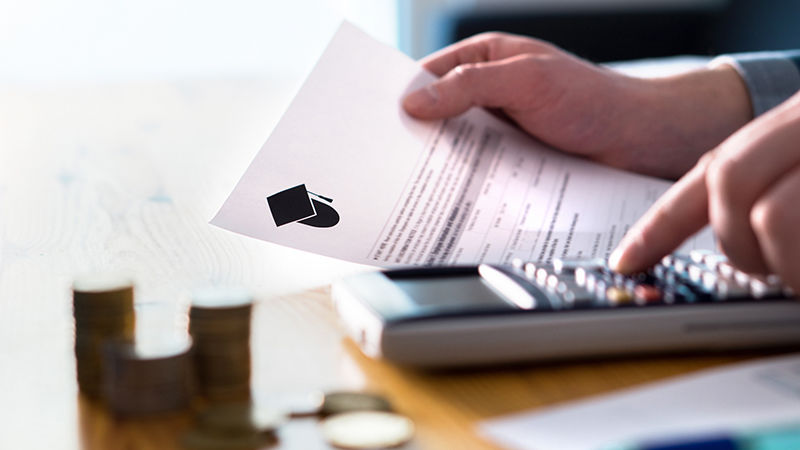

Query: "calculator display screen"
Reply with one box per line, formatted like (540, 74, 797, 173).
(392, 275, 515, 316)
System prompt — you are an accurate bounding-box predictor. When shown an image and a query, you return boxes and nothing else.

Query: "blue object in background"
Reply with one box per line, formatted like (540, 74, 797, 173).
(606, 423, 800, 450)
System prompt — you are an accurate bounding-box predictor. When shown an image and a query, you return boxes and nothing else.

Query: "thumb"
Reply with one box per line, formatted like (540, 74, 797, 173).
(403, 57, 530, 119)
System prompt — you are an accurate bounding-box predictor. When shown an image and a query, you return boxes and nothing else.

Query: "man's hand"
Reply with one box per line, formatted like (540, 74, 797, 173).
(403, 32, 752, 179)
(610, 90, 800, 292)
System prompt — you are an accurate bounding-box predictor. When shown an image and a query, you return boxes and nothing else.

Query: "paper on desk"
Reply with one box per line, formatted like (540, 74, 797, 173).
(212, 22, 713, 267)
(479, 353, 800, 450)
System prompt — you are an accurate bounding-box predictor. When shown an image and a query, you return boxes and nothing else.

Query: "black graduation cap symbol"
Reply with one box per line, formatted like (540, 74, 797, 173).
(266, 184, 340, 228)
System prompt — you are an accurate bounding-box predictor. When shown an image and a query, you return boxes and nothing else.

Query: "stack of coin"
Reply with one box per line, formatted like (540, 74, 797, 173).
(73, 274, 135, 399)
(321, 411, 415, 449)
(102, 337, 195, 416)
(318, 391, 415, 449)
(320, 391, 393, 417)
(182, 402, 285, 450)
(189, 287, 253, 403)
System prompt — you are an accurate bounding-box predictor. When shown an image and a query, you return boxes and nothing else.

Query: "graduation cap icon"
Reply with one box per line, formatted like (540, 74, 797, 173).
(266, 184, 340, 228)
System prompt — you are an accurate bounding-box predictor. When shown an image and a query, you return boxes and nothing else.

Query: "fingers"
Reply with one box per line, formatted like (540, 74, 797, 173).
(610, 153, 713, 273)
(704, 99, 800, 273)
(705, 148, 769, 273)
(403, 33, 560, 119)
(419, 32, 553, 76)
(418, 35, 493, 77)
(404, 55, 549, 119)
(750, 165, 800, 291)
(613, 93, 800, 277)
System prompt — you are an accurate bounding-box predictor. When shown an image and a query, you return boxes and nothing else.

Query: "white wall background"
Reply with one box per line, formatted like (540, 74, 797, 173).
(0, 0, 398, 82)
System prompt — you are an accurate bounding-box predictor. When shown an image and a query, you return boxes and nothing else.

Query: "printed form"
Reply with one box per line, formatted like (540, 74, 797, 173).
(212, 22, 713, 267)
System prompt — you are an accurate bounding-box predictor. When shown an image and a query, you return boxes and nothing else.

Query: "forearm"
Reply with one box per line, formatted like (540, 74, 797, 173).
(614, 65, 752, 179)
(616, 51, 800, 180)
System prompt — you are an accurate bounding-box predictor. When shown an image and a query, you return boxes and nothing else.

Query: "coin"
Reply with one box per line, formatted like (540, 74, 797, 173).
(189, 286, 254, 403)
(102, 337, 195, 416)
(320, 392, 393, 417)
(72, 274, 135, 399)
(181, 428, 277, 450)
(197, 402, 286, 435)
(190, 286, 253, 310)
(321, 411, 415, 449)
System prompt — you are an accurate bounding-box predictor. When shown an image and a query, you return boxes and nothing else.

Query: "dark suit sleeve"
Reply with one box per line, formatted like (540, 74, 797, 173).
(710, 51, 800, 116)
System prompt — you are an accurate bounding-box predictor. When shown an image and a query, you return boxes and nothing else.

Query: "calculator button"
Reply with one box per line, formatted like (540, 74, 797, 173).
(535, 268, 549, 286)
(750, 277, 783, 298)
(690, 283, 714, 301)
(574, 267, 588, 287)
(612, 273, 628, 287)
(554, 280, 594, 306)
(511, 258, 524, 269)
(634, 271, 654, 283)
(689, 249, 715, 264)
(546, 274, 560, 291)
(663, 285, 697, 303)
(553, 257, 604, 275)
(561, 288, 595, 307)
(687, 265, 704, 284)
(734, 270, 751, 287)
(701, 271, 718, 291)
(594, 280, 609, 300)
(713, 278, 750, 300)
(634, 285, 662, 304)
(672, 256, 690, 274)
(606, 287, 634, 305)
(702, 253, 727, 271)
(552, 258, 574, 275)
(661, 270, 678, 286)
(574, 267, 604, 288)
(585, 272, 601, 293)
(523, 262, 536, 279)
(652, 264, 668, 280)
(717, 262, 737, 278)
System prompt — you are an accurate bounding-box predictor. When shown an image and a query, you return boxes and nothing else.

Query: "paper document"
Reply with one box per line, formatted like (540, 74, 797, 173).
(212, 22, 713, 267)
(480, 353, 800, 450)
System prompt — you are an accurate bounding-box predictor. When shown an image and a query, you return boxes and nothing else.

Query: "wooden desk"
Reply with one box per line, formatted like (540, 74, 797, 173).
(0, 80, 778, 449)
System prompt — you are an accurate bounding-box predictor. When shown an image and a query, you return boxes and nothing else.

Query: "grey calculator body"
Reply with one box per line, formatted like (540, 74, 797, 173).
(331, 255, 800, 367)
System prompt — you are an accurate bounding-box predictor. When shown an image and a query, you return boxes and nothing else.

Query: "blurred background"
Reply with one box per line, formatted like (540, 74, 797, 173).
(402, 0, 800, 62)
(4, 0, 800, 84)
(3, 0, 800, 297)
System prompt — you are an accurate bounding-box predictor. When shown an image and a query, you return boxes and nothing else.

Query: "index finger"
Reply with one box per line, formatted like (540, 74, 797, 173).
(419, 33, 553, 76)
(610, 154, 713, 273)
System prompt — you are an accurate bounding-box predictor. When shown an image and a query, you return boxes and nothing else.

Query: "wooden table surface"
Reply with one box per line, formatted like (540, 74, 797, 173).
(0, 79, 780, 450)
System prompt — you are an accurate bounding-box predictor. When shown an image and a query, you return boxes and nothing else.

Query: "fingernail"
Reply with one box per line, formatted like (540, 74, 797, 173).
(608, 247, 625, 272)
(403, 85, 439, 112)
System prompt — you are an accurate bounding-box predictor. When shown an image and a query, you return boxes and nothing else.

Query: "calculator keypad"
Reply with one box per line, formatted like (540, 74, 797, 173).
(506, 250, 795, 310)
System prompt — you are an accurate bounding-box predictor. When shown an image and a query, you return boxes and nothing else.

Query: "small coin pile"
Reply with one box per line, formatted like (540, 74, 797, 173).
(73, 277, 416, 447)
(320, 391, 393, 417)
(181, 390, 414, 449)
(189, 287, 253, 403)
(319, 391, 415, 449)
(73, 274, 135, 399)
(322, 411, 415, 449)
(102, 338, 195, 416)
(182, 402, 285, 450)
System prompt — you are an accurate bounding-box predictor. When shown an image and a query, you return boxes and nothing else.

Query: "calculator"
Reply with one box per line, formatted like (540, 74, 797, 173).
(331, 251, 800, 367)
